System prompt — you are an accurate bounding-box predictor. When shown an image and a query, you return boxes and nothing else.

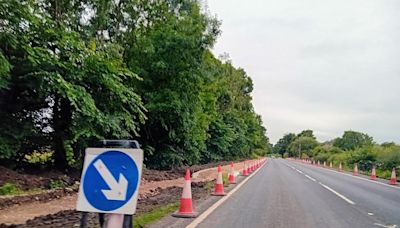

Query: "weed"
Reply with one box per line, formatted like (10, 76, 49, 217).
(133, 203, 179, 228)
(0, 183, 21, 195)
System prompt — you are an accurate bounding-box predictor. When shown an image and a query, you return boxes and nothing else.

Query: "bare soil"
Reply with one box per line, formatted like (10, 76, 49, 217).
(0, 159, 257, 227)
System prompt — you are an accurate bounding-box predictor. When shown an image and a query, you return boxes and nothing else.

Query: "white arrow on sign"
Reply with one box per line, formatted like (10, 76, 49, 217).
(93, 159, 128, 201)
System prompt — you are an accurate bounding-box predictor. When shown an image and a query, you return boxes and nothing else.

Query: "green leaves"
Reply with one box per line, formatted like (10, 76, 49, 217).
(0, 0, 270, 170)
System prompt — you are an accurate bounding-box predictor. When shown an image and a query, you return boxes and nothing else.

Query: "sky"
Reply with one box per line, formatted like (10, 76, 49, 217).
(206, 0, 400, 144)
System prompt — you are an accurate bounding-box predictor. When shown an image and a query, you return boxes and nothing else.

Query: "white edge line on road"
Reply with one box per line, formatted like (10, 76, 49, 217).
(186, 162, 267, 228)
(319, 182, 355, 205)
(289, 160, 400, 190)
(305, 174, 316, 182)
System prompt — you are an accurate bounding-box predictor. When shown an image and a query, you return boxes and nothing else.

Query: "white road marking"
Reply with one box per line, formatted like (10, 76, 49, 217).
(289, 160, 400, 190)
(374, 223, 398, 228)
(305, 174, 316, 182)
(186, 161, 267, 228)
(368, 212, 374, 216)
(296, 169, 304, 174)
(318, 182, 355, 205)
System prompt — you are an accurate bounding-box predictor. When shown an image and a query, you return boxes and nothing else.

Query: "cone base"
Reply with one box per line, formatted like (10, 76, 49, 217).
(229, 181, 237, 184)
(212, 192, 226, 196)
(172, 211, 198, 218)
(370, 176, 377, 180)
(389, 180, 397, 185)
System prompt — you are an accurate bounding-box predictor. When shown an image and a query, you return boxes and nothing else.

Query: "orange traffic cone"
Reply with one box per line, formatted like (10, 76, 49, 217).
(330, 162, 333, 169)
(389, 168, 397, 185)
(242, 161, 248, 176)
(228, 162, 236, 184)
(247, 161, 251, 174)
(339, 162, 343, 172)
(323, 161, 326, 167)
(370, 165, 377, 180)
(172, 168, 198, 218)
(353, 163, 359, 176)
(212, 165, 226, 196)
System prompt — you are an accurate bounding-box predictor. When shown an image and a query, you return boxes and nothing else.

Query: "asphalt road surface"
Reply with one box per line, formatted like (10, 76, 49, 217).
(195, 158, 400, 228)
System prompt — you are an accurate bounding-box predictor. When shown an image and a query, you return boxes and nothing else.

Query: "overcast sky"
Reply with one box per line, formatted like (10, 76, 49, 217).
(207, 0, 400, 144)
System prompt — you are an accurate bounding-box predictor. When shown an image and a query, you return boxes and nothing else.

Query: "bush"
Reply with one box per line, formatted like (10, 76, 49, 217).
(376, 145, 400, 170)
(0, 183, 21, 195)
(49, 179, 67, 189)
(24, 149, 54, 166)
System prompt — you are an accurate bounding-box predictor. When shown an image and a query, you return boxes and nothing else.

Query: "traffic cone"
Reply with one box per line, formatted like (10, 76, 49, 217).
(330, 162, 333, 168)
(323, 161, 326, 167)
(339, 162, 343, 172)
(172, 168, 198, 218)
(370, 165, 377, 180)
(242, 161, 248, 176)
(353, 163, 359, 176)
(247, 161, 251, 174)
(317, 161, 320, 166)
(228, 162, 236, 184)
(389, 168, 397, 185)
(212, 165, 226, 196)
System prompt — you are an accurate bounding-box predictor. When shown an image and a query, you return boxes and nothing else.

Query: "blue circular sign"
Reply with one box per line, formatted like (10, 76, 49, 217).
(83, 150, 139, 211)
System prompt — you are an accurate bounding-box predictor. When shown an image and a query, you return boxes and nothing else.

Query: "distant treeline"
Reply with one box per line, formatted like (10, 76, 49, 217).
(273, 130, 400, 178)
(0, 0, 270, 170)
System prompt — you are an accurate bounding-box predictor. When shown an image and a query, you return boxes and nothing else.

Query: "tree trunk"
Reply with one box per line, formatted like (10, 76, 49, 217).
(52, 95, 72, 171)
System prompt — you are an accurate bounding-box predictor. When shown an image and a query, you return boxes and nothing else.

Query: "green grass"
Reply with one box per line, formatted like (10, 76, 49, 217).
(0, 183, 21, 196)
(0, 182, 46, 197)
(133, 203, 179, 228)
(222, 173, 229, 187)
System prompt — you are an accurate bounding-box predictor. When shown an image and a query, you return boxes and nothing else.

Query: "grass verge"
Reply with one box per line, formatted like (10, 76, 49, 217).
(133, 203, 179, 228)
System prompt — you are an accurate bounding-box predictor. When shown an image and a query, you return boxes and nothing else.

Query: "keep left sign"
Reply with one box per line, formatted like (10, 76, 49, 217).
(76, 148, 143, 214)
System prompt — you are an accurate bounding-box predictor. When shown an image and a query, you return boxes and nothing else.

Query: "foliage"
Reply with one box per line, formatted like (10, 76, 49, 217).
(276, 129, 399, 179)
(0, 0, 270, 170)
(273, 133, 296, 157)
(133, 203, 179, 228)
(24, 150, 54, 165)
(297, 130, 316, 139)
(49, 179, 67, 189)
(0, 182, 21, 195)
(289, 136, 319, 158)
(333, 130, 373, 151)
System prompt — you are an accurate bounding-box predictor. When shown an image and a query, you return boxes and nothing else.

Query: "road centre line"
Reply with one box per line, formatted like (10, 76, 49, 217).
(318, 182, 355, 205)
(186, 161, 267, 228)
(374, 223, 398, 228)
(290, 160, 400, 190)
(305, 174, 316, 182)
(296, 169, 303, 174)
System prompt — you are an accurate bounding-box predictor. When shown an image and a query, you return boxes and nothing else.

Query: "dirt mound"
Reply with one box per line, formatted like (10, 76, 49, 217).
(0, 181, 211, 228)
(142, 160, 236, 182)
(0, 166, 49, 190)
(0, 188, 77, 210)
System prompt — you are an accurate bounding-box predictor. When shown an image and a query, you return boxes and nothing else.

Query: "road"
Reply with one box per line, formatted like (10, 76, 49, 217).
(195, 158, 400, 228)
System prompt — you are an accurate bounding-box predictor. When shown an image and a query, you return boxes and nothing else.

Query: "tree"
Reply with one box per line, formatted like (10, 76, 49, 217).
(297, 129, 316, 139)
(289, 136, 319, 158)
(333, 131, 373, 151)
(0, 0, 270, 170)
(274, 133, 296, 156)
(0, 0, 146, 170)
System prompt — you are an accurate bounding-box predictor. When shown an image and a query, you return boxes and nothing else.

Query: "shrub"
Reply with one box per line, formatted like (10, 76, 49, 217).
(0, 183, 21, 195)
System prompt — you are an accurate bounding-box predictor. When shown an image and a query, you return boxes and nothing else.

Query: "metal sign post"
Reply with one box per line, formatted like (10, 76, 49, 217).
(77, 140, 143, 228)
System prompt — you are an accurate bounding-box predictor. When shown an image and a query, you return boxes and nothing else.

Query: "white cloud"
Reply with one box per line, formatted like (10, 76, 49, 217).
(208, 0, 400, 143)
